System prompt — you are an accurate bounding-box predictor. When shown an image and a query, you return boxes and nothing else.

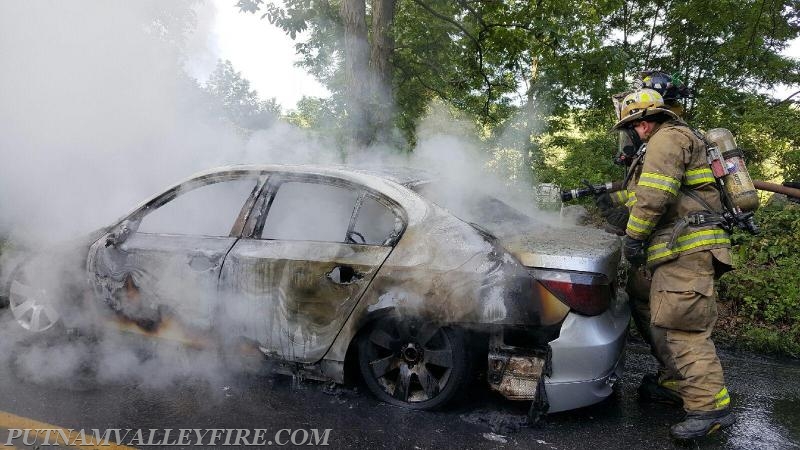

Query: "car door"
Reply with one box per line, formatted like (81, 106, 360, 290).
(87, 171, 266, 336)
(219, 175, 404, 363)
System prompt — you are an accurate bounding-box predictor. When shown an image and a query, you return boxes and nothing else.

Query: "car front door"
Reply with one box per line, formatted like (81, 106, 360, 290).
(219, 175, 404, 363)
(87, 172, 266, 338)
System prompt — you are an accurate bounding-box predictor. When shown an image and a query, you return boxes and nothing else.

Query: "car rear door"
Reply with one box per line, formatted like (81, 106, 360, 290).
(87, 172, 266, 336)
(219, 174, 404, 363)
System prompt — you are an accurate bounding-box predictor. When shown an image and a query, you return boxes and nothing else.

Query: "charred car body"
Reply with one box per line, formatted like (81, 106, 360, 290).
(1, 165, 628, 413)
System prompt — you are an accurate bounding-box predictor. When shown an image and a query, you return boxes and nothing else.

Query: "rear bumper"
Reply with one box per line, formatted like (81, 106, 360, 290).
(544, 295, 630, 413)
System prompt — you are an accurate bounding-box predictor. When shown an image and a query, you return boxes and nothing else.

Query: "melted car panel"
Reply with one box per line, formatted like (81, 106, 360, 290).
(83, 166, 587, 386)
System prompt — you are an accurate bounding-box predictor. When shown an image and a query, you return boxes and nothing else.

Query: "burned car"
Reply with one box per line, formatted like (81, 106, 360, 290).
(1, 165, 628, 413)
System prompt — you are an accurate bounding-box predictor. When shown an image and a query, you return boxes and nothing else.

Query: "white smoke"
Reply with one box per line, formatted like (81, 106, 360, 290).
(0, 1, 242, 242)
(0, 0, 560, 394)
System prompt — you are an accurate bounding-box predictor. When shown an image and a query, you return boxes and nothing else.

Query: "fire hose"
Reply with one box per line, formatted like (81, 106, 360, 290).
(560, 180, 800, 203)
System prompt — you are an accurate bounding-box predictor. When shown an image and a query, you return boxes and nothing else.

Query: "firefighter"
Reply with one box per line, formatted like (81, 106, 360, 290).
(594, 71, 693, 408)
(610, 88, 734, 439)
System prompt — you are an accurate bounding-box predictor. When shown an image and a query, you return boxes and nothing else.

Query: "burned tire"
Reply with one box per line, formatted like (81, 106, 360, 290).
(358, 316, 472, 410)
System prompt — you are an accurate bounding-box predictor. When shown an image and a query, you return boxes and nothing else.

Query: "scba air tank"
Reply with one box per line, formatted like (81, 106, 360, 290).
(704, 128, 760, 212)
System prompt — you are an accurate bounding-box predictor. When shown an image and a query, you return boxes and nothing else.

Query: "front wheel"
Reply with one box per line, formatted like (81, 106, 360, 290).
(357, 317, 472, 410)
(7, 271, 61, 334)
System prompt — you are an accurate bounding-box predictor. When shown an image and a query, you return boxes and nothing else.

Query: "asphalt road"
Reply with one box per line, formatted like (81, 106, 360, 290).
(0, 311, 798, 450)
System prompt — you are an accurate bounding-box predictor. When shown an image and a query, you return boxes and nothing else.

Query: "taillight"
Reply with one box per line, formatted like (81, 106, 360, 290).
(533, 269, 611, 316)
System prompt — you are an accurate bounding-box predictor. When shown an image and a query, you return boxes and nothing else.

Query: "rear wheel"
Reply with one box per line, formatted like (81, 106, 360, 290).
(358, 316, 471, 410)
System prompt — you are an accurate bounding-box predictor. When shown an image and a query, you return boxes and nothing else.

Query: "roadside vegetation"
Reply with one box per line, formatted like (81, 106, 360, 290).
(717, 201, 800, 357)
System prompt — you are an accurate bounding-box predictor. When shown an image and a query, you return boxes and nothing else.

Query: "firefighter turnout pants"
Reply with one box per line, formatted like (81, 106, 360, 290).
(627, 267, 679, 382)
(648, 250, 730, 412)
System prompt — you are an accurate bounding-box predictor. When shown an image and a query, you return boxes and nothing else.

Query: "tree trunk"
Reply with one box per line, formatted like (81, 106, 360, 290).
(340, 0, 371, 148)
(369, 0, 396, 145)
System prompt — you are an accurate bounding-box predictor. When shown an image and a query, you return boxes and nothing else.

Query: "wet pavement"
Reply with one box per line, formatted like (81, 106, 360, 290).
(0, 312, 798, 449)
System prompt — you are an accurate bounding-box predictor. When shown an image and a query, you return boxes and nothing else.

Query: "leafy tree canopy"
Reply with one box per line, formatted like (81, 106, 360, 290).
(236, 0, 799, 180)
(203, 59, 281, 132)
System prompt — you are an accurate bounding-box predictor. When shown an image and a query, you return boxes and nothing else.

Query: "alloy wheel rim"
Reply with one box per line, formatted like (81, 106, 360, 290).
(366, 320, 454, 403)
(9, 280, 60, 332)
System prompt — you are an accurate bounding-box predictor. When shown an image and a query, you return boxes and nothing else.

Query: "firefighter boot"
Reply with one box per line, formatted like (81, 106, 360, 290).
(670, 407, 735, 439)
(637, 374, 683, 406)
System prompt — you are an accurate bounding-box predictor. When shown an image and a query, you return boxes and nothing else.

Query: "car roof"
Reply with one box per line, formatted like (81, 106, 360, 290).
(344, 165, 434, 187)
(186, 164, 435, 188)
(122, 164, 432, 227)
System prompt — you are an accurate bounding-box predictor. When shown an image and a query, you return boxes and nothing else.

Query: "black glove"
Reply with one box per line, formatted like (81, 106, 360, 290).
(595, 192, 614, 212)
(583, 180, 613, 212)
(603, 206, 629, 236)
(783, 181, 800, 204)
(623, 236, 647, 267)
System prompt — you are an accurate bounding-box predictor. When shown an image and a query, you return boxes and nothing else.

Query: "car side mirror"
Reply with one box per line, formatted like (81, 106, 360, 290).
(105, 220, 135, 247)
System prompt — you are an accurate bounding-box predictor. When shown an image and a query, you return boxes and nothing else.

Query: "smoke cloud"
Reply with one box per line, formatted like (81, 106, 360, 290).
(0, 1, 240, 241)
(0, 1, 561, 395)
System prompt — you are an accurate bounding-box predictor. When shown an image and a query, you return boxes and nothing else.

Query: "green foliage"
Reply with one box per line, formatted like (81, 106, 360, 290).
(735, 324, 800, 358)
(239, 0, 799, 185)
(285, 95, 349, 150)
(203, 59, 281, 132)
(239, 0, 627, 143)
(719, 204, 800, 327)
(692, 91, 800, 180)
(783, 149, 800, 181)
(532, 109, 624, 189)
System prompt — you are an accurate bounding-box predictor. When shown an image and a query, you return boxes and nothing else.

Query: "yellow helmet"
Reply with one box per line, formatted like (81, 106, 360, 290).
(611, 88, 678, 131)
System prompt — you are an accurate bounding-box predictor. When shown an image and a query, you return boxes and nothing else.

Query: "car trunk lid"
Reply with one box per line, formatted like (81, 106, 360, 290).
(492, 223, 621, 280)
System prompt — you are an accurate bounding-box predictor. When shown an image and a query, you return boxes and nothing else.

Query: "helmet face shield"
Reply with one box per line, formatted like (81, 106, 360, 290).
(614, 129, 642, 166)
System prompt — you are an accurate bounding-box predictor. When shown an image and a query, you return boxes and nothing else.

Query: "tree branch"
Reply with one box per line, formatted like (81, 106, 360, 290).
(776, 90, 800, 105)
(410, 0, 478, 45)
(747, 0, 767, 57)
(411, 0, 496, 122)
(643, 6, 661, 69)
(396, 60, 451, 102)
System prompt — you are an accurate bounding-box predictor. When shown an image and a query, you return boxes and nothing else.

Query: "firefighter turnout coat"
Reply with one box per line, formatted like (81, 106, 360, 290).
(613, 120, 732, 268)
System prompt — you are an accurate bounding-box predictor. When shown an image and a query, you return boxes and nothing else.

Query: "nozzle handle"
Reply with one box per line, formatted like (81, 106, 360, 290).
(560, 181, 620, 202)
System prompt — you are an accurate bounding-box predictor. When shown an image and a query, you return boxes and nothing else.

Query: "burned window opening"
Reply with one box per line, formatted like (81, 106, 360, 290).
(260, 181, 360, 243)
(254, 179, 402, 247)
(126, 172, 266, 239)
(246, 173, 408, 246)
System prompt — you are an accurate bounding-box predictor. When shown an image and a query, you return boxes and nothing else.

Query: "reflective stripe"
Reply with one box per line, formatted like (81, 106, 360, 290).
(684, 168, 715, 186)
(714, 387, 730, 408)
(660, 379, 679, 390)
(625, 192, 637, 207)
(647, 229, 731, 262)
(627, 214, 656, 235)
(612, 190, 628, 205)
(639, 172, 681, 196)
